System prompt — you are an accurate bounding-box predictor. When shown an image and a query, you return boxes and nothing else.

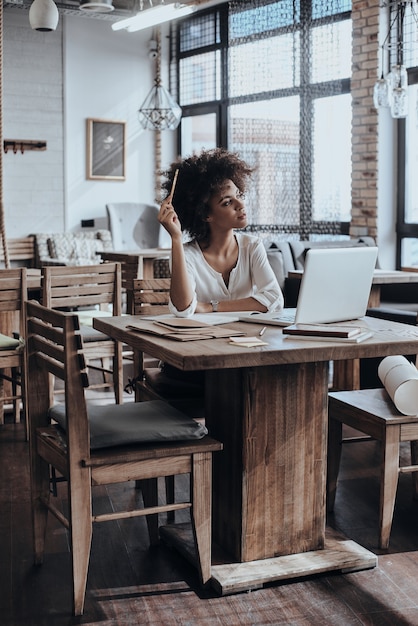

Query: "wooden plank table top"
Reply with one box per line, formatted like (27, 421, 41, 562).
(94, 314, 418, 593)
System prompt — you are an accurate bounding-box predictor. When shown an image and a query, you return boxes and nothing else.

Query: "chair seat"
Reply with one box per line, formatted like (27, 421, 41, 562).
(79, 324, 112, 343)
(49, 398, 207, 449)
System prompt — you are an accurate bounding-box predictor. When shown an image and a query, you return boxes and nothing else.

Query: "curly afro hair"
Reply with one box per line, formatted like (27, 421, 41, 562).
(161, 148, 253, 243)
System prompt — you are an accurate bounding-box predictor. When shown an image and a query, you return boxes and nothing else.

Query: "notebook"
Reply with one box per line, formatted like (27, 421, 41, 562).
(239, 246, 379, 327)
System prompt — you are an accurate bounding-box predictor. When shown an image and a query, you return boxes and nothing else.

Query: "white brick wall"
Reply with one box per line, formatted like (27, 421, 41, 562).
(3, 10, 64, 236)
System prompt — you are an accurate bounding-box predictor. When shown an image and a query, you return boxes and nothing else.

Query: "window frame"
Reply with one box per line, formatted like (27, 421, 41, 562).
(175, 1, 352, 238)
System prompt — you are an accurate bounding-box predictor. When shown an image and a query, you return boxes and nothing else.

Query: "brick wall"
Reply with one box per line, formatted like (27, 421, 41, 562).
(350, 0, 380, 241)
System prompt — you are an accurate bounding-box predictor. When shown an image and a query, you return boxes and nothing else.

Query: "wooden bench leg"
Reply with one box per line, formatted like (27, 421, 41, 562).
(191, 451, 212, 585)
(327, 417, 343, 513)
(140, 477, 160, 546)
(379, 426, 400, 549)
(70, 479, 93, 617)
(165, 476, 175, 523)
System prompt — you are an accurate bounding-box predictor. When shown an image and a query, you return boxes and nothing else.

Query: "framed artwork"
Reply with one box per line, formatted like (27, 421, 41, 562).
(86, 118, 126, 181)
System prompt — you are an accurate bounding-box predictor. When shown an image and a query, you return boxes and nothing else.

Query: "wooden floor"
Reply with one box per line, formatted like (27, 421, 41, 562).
(3, 395, 418, 625)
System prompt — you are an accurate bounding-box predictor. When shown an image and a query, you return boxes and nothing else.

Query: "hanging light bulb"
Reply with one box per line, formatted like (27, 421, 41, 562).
(373, 75, 390, 108)
(372, 2, 417, 119)
(29, 0, 59, 31)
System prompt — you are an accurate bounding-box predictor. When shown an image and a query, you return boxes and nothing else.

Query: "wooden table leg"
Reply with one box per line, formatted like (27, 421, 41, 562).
(200, 362, 376, 594)
(206, 362, 328, 561)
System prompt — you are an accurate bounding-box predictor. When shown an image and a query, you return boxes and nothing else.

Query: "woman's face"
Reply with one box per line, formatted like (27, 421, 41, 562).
(206, 179, 248, 230)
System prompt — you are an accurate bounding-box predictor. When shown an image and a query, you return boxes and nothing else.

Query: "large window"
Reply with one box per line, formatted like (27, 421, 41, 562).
(176, 0, 352, 240)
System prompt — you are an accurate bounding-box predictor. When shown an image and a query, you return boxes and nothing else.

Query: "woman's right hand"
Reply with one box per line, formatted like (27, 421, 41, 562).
(158, 198, 182, 239)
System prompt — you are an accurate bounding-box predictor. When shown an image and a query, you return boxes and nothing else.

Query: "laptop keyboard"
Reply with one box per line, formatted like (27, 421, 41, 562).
(273, 308, 296, 324)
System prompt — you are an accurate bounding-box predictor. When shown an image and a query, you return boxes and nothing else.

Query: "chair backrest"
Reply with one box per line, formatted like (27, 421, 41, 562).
(106, 203, 163, 250)
(41, 263, 122, 315)
(0, 237, 36, 268)
(131, 278, 171, 316)
(0, 268, 28, 337)
(25, 300, 90, 458)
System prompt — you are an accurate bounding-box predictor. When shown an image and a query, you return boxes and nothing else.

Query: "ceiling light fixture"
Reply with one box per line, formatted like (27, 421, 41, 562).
(373, 1, 418, 119)
(29, 0, 59, 31)
(79, 0, 115, 13)
(112, 1, 195, 33)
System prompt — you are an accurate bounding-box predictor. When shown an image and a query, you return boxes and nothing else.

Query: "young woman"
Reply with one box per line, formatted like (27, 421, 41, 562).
(158, 148, 284, 317)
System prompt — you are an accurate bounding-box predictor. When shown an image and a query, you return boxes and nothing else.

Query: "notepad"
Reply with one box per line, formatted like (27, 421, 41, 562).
(283, 330, 373, 343)
(229, 336, 268, 347)
(282, 324, 364, 338)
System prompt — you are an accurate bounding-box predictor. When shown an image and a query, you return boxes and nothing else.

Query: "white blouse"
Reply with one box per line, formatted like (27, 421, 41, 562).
(169, 232, 284, 317)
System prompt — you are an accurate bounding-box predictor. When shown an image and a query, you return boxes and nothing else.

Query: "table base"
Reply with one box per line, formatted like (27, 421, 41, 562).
(160, 524, 377, 595)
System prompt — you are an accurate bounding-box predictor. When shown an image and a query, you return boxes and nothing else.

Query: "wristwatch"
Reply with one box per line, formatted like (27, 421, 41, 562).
(210, 299, 219, 312)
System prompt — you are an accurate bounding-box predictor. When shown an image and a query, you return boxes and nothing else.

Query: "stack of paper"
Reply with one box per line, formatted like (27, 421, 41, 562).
(127, 317, 244, 342)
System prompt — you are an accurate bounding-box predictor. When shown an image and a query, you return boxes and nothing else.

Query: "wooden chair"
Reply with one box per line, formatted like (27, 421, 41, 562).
(128, 278, 205, 410)
(328, 387, 418, 549)
(128, 278, 205, 520)
(41, 263, 124, 403)
(26, 300, 222, 616)
(0, 268, 27, 428)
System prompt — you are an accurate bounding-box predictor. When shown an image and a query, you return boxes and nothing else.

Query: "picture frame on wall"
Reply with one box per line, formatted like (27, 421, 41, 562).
(86, 118, 126, 181)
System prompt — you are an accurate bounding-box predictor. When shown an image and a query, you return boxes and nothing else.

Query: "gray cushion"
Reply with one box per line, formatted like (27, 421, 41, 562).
(79, 324, 110, 342)
(266, 249, 286, 290)
(49, 399, 208, 450)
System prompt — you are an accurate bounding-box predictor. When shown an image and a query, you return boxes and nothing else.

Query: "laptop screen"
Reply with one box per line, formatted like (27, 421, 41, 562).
(294, 246, 378, 324)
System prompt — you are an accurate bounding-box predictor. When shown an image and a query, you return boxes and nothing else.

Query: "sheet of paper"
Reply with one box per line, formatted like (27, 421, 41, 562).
(229, 336, 268, 347)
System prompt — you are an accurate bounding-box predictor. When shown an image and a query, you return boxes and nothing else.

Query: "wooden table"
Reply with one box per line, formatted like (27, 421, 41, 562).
(99, 249, 171, 312)
(94, 314, 418, 594)
(289, 268, 418, 307)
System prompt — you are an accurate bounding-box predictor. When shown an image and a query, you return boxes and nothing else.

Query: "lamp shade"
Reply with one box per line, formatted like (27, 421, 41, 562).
(138, 81, 182, 131)
(29, 0, 59, 31)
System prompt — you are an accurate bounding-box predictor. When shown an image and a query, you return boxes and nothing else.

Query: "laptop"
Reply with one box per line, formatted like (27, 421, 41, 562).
(239, 246, 379, 327)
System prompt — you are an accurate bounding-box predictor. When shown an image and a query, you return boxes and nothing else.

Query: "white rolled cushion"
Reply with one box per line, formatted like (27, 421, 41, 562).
(49, 399, 208, 449)
(378, 355, 418, 415)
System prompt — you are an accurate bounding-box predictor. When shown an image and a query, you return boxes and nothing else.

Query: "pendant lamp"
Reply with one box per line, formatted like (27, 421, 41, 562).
(29, 0, 59, 31)
(137, 30, 182, 131)
(373, 1, 418, 119)
(138, 80, 182, 131)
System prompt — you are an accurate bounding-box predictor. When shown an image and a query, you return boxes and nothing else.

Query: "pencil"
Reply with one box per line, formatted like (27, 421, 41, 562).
(259, 326, 267, 336)
(168, 169, 179, 201)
